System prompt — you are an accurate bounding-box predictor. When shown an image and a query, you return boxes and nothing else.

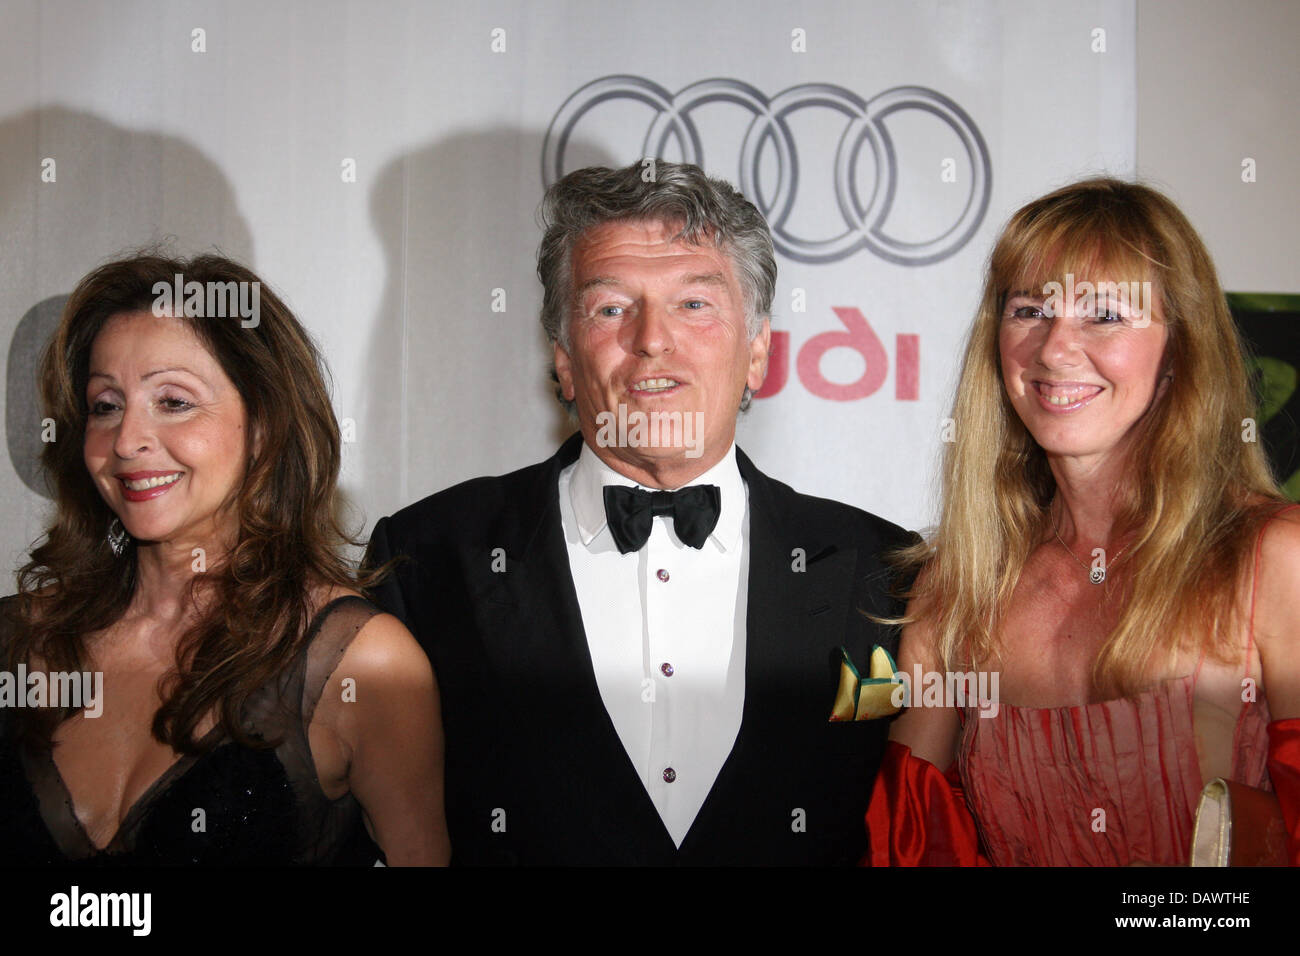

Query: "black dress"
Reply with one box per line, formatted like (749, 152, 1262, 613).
(0, 596, 383, 865)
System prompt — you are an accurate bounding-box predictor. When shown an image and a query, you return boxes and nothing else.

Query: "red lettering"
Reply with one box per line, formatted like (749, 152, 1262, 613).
(796, 307, 887, 401)
(895, 333, 919, 400)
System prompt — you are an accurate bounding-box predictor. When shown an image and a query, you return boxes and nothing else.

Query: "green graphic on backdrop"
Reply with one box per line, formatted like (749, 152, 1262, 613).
(1251, 356, 1300, 498)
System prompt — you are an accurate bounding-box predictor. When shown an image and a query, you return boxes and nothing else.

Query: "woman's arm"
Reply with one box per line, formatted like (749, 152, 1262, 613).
(1254, 509, 1300, 865)
(1256, 509, 1300, 721)
(864, 613, 987, 865)
(888, 616, 961, 767)
(319, 612, 450, 866)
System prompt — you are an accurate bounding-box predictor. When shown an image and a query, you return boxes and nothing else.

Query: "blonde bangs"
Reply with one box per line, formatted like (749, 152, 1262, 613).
(993, 195, 1163, 315)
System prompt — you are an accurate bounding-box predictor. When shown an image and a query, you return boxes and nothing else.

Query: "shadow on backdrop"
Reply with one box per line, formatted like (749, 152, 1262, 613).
(1, 106, 254, 502)
(365, 128, 617, 515)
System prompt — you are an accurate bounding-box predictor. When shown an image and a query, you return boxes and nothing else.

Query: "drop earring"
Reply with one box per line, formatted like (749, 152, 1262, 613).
(107, 516, 130, 557)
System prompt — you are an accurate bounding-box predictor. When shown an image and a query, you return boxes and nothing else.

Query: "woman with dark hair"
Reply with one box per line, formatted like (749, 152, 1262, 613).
(0, 253, 448, 864)
(865, 179, 1300, 866)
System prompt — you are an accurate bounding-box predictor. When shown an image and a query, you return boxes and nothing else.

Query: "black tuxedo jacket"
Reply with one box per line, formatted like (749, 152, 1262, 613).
(365, 433, 914, 865)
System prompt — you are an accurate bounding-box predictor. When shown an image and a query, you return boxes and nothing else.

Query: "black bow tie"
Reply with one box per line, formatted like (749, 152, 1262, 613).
(602, 484, 722, 554)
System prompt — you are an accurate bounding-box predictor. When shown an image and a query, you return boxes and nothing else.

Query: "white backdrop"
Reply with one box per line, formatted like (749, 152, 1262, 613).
(0, 0, 1137, 575)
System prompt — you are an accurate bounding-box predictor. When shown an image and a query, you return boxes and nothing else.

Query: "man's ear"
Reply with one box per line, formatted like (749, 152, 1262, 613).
(746, 317, 771, 392)
(554, 341, 576, 401)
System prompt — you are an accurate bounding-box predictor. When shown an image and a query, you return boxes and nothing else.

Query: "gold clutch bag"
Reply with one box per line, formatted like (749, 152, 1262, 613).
(1190, 778, 1289, 866)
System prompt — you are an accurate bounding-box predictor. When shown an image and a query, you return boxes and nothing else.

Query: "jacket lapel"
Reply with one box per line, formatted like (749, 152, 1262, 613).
(470, 433, 679, 861)
(679, 447, 858, 856)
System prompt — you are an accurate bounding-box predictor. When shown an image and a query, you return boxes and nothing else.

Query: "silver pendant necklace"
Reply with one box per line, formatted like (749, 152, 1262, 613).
(1052, 514, 1129, 585)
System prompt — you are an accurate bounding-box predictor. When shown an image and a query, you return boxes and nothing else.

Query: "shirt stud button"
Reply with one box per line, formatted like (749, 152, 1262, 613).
(660, 662, 674, 677)
(656, 568, 670, 582)
(663, 767, 677, 783)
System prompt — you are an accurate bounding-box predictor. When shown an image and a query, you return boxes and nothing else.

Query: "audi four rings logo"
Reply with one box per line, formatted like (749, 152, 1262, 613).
(543, 75, 992, 267)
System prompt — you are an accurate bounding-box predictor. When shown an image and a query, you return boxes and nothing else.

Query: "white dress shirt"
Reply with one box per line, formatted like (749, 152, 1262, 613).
(558, 441, 749, 847)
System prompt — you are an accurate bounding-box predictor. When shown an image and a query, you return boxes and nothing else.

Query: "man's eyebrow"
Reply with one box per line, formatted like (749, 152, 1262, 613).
(573, 272, 732, 299)
(574, 276, 623, 297)
(679, 272, 729, 288)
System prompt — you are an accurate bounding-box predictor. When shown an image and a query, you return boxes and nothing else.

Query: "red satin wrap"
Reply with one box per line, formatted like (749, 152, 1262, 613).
(862, 740, 989, 866)
(864, 722, 1300, 866)
(1268, 717, 1300, 866)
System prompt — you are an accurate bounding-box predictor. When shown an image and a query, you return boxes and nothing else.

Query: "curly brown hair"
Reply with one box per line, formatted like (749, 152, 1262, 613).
(5, 251, 378, 752)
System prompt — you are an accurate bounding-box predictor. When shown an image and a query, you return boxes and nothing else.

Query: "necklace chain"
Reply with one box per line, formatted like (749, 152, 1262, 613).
(1052, 512, 1130, 585)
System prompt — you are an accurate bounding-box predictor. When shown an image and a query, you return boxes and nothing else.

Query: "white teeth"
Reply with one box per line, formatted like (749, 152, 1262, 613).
(1038, 384, 1098, 407)
(123, 473, 182, 491)
(633, 378, 679, 391)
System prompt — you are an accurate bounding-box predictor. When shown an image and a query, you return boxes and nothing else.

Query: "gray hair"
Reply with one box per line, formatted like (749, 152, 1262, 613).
(537, 161, 777, 413)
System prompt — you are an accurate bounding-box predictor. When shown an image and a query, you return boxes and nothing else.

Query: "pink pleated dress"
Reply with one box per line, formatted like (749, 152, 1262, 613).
(956, 669, 1271, 866)
(954, 509, 1292, 867)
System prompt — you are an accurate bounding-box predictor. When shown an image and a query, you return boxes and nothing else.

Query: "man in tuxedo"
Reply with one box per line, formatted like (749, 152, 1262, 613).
(366, 160, 913, 864)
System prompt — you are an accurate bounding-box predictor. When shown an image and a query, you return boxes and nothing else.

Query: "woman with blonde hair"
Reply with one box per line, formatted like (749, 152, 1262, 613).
(865, 178, 1300, 865)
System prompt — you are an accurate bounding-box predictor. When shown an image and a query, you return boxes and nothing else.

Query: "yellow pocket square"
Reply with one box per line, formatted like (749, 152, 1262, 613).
(829, 645, 903, 721)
